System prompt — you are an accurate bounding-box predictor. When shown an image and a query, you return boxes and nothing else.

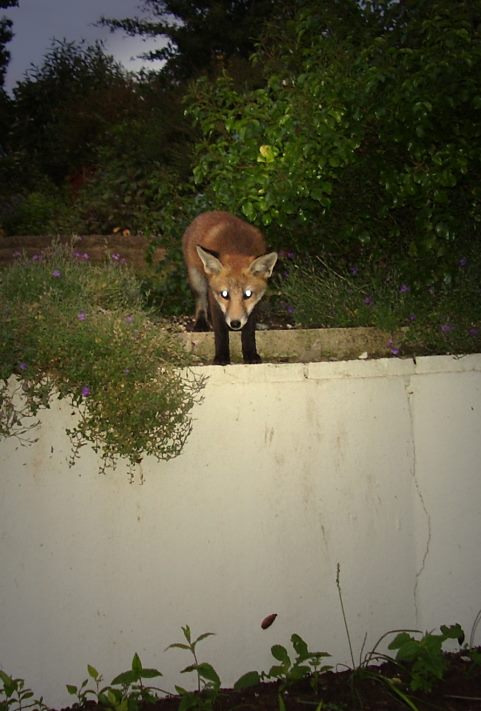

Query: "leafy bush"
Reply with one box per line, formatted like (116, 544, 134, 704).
(0, 243, 204, 476)
(186, 0, 481, 282)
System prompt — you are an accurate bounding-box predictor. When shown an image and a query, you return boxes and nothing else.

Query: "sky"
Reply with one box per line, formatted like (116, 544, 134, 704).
(2, 0, 166, 94)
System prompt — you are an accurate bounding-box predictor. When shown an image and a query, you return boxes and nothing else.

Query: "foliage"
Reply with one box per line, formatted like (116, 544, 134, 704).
(388, 624, 465, 693)
(0, 243, 205, 477)
(186, 0, 481, 282)
(0, 0, 17, 88)
(236, 633, 331, 702)
(166, 625, 221, 710)
(67, 654, 166, 711)
(279, 251, 481, 356)
(1, 620, 479, 710)
(0, 670, 45, 711)
(99, 0, 276, 83)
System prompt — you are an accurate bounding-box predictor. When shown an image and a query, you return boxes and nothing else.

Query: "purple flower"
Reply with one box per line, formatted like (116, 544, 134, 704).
(81, 386, 91, 398)
(32, 254, 42, 262)
(399, 283, 410, 293)
(387, 338, 400, 356)
(349, 265, 359, 276)
(111, 253, 121, 261)
(125, 314, 134, 324)
(409, 313, 416, 321)
(363, 295, 374, 306)
(458, 257, 468, 268)
(468, 327, 480, 337)
(74, 251, 90, 261)
(13, 251, 21, 258)
(18, 362, 28, 371)
(77, 311, 86, 321)
(51, 269, 61, 278)
(287, 305, 295, 314)
(440, 322, 453, 334)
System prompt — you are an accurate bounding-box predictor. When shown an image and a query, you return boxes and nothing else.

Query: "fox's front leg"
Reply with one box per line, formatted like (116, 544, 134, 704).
(209, 294, 230, 365)
(241, 313, 261, 364)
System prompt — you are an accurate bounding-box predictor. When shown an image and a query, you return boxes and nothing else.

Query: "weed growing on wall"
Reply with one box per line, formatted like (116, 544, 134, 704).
(0, 244, 204, 476)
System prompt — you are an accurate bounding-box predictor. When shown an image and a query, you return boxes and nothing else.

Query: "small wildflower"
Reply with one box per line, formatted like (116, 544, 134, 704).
(399, 283, 410, 293)
(349, 265, 359, 276)
(287, 305, 295, 314)
(77, 311, 86, 321)
(18, 362, 28, 371)
(458, 256, 468, 268)
(13, 251, 21, 258)
(32, 254, 42, 261)
(409, 313, 416, 321)
(81, 386, 91, 398)
(468, 327, 480, 337)
(363, 295, 374, 306)
(51, 269, 61, 278)
(387, 338, 400, 356)
(111, 253, 121, 261)
(125, 314, 134, 324)
(74, 251, 90, 261)
(440, 322, 453, 334)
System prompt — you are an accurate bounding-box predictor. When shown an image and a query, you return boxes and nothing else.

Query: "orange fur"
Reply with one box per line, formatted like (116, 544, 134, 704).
(182, 211, 277, 365)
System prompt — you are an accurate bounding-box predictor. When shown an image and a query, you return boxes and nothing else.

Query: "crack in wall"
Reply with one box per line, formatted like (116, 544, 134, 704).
(405, 375, 432, 624)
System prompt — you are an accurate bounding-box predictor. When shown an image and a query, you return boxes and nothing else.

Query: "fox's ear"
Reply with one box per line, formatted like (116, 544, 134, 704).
(249, 252, 278, 278)
(197, 245, 223, 275)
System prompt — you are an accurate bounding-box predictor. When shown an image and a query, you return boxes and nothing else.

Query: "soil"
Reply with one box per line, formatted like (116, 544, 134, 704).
(65, 652, 481, 711)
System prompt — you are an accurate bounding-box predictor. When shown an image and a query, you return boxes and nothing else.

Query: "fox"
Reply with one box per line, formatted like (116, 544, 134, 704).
(182, 211, 278, 365)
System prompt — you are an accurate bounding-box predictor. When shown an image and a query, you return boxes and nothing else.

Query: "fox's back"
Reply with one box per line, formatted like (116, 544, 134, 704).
(182, 211, 266, 271)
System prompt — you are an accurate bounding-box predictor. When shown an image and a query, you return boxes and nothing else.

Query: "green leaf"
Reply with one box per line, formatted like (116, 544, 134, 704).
(234, 671, 261, 690)
(197, 662, 221, 687)
(111, 670, 136, 686)
(271, 645, 290, 664)
(140, 668, 163, 679)
(87, 664, 99, 680)
(131, 653, 142, 675)
(291, 633, 309, 659)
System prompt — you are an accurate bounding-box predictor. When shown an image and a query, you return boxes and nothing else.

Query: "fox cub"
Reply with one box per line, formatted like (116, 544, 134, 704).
(182, 211, 277, 365)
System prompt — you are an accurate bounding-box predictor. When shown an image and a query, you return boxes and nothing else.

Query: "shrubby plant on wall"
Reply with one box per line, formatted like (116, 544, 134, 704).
(0, 243, 205, 478)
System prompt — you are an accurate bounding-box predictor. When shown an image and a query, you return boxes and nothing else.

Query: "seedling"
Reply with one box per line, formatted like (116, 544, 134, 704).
(166, 625, 221, 710)
(67, 654, 166, 711)
(0, 671, 45, 711)
(388, 623, 465, 693)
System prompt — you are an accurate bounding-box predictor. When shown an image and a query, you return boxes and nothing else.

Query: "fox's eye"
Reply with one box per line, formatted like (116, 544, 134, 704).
(243, 289, 253, 299)
(220, 289, 229, 300)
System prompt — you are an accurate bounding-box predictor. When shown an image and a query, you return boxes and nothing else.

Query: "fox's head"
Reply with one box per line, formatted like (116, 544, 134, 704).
(196, 245, 277, 330)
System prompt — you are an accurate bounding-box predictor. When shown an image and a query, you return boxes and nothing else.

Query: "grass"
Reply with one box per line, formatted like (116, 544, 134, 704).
(278, 252, 481, 357)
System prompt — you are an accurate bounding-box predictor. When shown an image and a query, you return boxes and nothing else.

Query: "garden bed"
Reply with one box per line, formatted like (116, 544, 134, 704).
(59, 652, 481, 710)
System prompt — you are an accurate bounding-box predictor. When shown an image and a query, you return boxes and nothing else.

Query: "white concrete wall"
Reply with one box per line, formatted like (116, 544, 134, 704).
(1, 355, 480, 706)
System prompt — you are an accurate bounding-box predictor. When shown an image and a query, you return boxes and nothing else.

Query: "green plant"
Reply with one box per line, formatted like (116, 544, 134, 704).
(388, 624, 465, 693)
(166, 625, 221, 710)
(278, 252, 481, 357)
(235, 633, 331, 711)
(67, 654, 167, 711)
(0, 671, 45, 711)
(186, 1, 481, 283)
(0, 243, 205, 477)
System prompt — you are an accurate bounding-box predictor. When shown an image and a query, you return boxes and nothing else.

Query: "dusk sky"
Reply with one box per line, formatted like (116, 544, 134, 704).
(3, 0, 166, 94)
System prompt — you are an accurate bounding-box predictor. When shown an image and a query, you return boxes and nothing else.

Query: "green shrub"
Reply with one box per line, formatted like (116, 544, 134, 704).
(0, 243, 204, 477)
